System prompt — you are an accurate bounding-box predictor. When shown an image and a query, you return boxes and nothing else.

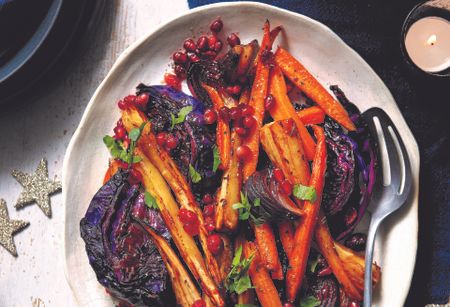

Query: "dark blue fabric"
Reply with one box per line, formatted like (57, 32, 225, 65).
(188, 0, 449, 305)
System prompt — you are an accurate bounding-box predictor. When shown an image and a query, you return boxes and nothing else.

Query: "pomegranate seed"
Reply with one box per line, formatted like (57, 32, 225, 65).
(113, 126, 126, 140)
(124, 95, 136, 104)
(203, 108, 218, 125)
(205, 222, 215, 232)
(213, 41, 223, 52)
(235, 126, 248, 137)
(318, 266, 332, 276)
(350, 302, 360, 307)
(233, 85, 242, 95)
(164, 73, 182, 91)
(173, 51, 188, 64)
(192, 299, 206, 307)
(183, 222, 199, 236)
(174, 65, 186, 78)
(202, 194, 213, 204)
(116, 160, 129, 170)
(201, 50, 217, 60)
(208, 36, 217, 49)
(183, 38, 197, 52)
(117, 100, 128, 110)
(210, 18, 223, 33)
(197, 35, 208, 51)
(178, 208, 197, 224)
(203, 204, 215, 217)
(236, 145, 252, 161)
(219, 106, 230, 122)
(273, 168, 285, 182)
(229, 107, 242, 120)
(189, 53, 200, 63)
(280, 179, 293, 195)
(264, 94, 275, 110)
(130, 169, 143, 183)
(207, 234, 223, 255)
(345, 207, 357, 226)
(225, 86, 234, 95)
(227, 33, 240, 47)
(135, 93, 149, 109)
(165, 134, 178, 150)
(240, 105, 254, 116)
(283, 118, 296, 135)
(242, 115, 256, 128)
(156, 132, 167, 147)
(116, 118, 123, 127)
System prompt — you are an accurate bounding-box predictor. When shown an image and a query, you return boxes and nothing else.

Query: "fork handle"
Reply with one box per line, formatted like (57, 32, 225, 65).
(363, 218, 382, 307)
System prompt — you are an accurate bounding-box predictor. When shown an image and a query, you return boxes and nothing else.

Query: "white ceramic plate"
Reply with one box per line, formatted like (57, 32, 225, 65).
(63, 2, 420, 306)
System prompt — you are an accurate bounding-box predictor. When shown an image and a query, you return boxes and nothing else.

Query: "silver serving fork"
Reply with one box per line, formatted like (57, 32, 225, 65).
(362, 108, 413, 306)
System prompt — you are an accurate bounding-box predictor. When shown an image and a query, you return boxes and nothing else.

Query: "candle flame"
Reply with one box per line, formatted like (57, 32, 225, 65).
(427, 34, 437, 46)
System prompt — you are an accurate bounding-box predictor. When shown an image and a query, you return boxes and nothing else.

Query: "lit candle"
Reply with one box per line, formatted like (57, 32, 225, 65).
(404, 16, 450, 73)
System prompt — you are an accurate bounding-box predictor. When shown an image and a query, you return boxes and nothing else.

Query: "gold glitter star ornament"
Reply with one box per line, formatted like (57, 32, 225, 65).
(0, 199, 29, 256)
(12, 158, 62, 217)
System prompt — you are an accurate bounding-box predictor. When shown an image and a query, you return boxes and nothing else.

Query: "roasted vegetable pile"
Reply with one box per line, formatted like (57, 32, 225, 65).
(80, 17, 381, 307)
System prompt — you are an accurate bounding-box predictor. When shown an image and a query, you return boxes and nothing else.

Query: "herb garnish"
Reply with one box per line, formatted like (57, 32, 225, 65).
(299, 295, 320, 307)
(232, 193, 267, 225)
(212, 145, 221, 173)
(144, 191, 159, 210)
(225, 246, 254, 294)
(293, 184, 317, 202)
(188, 164, 202, 183)
(171, 106, 193, 129)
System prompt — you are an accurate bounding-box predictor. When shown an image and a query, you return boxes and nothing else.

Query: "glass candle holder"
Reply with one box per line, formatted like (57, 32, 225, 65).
(401, 0, 450, 77)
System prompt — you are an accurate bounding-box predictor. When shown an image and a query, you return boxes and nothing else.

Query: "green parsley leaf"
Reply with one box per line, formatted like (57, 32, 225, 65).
(293, 184, 317, 202)
(144, 191, 159, 210)
(225, 246, 254, 295)
(189, 164, 202, 183)
(232, 192, 266, 225)
(104, 135, 127, 161)
(212, 145, 221, 173)
(299, 295, 320, 307)
(171, 106, 193, 129)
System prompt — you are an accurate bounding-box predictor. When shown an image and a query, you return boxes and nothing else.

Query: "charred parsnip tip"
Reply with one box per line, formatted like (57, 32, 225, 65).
(243, 241, 282, 307)
(274, 47, 356, 131)
(136, 220, 201, 306)
(216, 131, 242, 231)
(236, 40, 259, 77)
(286, 125, 327, 302)
(260, 119, 311, 186)
(121, 110, 224, 307)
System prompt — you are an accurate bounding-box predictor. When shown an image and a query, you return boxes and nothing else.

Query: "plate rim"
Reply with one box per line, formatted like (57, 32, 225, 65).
(62, 2, 420, 306)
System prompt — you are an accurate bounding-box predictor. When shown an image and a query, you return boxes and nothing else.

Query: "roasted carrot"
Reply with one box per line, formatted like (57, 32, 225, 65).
(243, 241, 282, 307)
(286, 125, 327, 302)
(315, 218, 362, 300)
(252, 223, 283, 280)
(277, 220, 294, 262)
(274, 47, 356, 131)
(202, 83, 231, 170)
(268, 65, 316, 160)
(297, 106, 326, 125)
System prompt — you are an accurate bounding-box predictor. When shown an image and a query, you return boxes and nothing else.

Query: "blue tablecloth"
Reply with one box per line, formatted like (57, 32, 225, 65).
(188, 0, 449, 305)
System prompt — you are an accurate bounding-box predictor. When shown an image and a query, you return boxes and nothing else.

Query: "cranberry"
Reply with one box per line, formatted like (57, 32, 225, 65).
(207, 234, 223, 255)
(197, 35, 208, 51)
(164, 73, 182, 91)
(178, 208, 197, 224)
(219, 106, 231, 122)
(205, 222, 215, 232)
(135, 93, 149, 109)
(165, 134, 178, 150)
(191, 299, 206, 307)
(189, 53, 200, 63)
(202, 193, 213, 204)
(235, 126, 248, 137)
(210, 18, 223, 33)
(156, 132, 167, 147)
(240, 105, 254, 116)
(183, 222, 199, 236)
(231, 85, 241, 95)
(174, 65, 186, 78)
(203, 204, 215, 217)
(208, 36, 217, 49)
(242, 115, 256, 128)
(203, 108, 218, 125)
(264, 94, 275, 110)
(183, 38, 197, 52)
(124, 95, 136, 104)
(273, 168, 285, 182)
(213, 41, 223, 52)
(227, 33, 240, 47)
(114, 126, 126, 140)
(229, 107, 242, 120)
(173, 51, 188, 64)
(280, 179, 293, 195)
(129, 169, 143, 184)
(118, 100, 128, 110)
(236, 145, 252, 161)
